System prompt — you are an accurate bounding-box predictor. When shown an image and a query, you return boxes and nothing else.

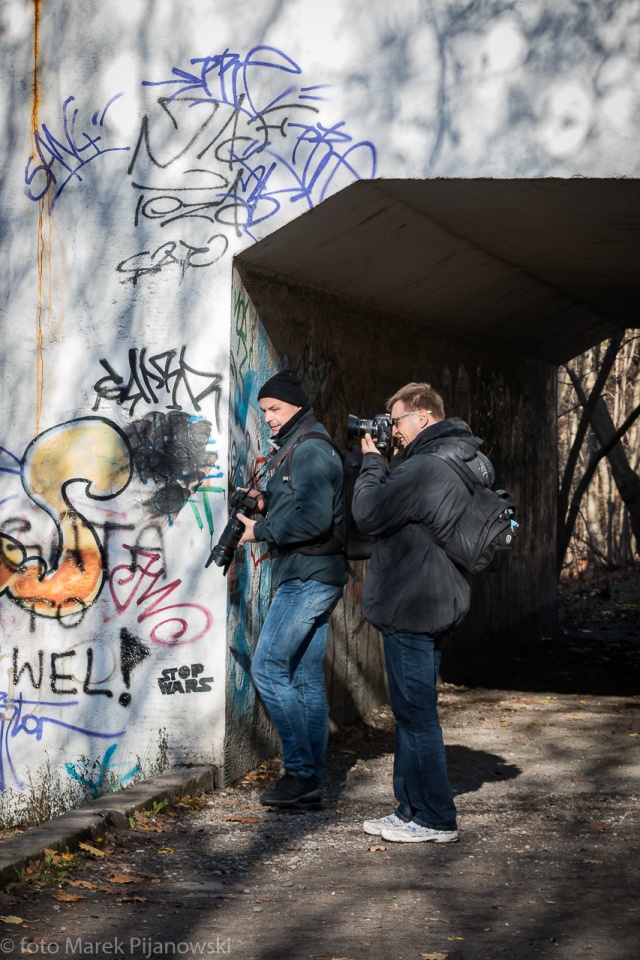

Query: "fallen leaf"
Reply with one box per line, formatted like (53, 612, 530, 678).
(42, 847, 61, 859)
(590, 821, 609, 831)
(78, 842, 105, 858)
(116, 896, 147, 903)
(0, 915, 24, 924)
(156, 847, 174, 854)
(106, 873, 146, 885)
(225, 816, 262, 824)
(447, 936, 464, 940)
(583, 859, 604, 864)
(53, 892, 86, 903)
(420, 954, 449, 960)
(67, 880, 98, 890)
(368, 845, 387, 853)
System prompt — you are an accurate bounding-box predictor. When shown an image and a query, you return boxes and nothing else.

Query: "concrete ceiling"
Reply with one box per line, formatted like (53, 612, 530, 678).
(237, 178, 640, 365)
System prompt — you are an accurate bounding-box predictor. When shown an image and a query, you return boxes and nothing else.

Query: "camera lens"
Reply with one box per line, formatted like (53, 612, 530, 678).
(205, 494, 258, 573)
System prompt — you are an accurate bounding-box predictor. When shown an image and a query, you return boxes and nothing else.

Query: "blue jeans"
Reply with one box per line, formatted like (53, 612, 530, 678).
(251, 578, 343, 781)
(383, 631, 457, 831)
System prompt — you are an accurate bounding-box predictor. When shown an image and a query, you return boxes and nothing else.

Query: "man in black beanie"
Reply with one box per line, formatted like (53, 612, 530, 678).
(236, 370, 347, 810)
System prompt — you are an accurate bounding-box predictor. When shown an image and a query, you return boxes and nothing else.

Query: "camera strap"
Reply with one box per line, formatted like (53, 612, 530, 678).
(254, 417, 322, 486)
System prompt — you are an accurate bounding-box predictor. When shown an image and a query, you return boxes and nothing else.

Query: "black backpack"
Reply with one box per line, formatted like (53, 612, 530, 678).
(424, 445, 517, 574)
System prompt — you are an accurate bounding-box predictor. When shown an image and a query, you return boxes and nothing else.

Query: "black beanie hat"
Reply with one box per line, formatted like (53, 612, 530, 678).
(257, 370, 309, 407)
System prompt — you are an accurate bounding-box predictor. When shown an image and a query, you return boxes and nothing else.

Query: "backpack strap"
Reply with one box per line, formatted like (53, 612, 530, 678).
(416, 445, 482, 555)
(423, 444, 485, 492)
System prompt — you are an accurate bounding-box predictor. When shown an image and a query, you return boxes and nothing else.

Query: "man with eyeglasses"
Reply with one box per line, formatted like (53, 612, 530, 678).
(352, 381, 486, 844)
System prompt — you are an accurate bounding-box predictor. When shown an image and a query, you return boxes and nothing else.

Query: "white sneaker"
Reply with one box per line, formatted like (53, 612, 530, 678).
(362, 812, 406, 836)
(381, 820, 459, 843)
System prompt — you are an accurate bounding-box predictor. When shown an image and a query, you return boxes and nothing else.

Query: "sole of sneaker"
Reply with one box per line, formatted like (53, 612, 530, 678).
(363, 817, 403, 836)
(260, 791, 322, 811)
(381, 829, 459, 844)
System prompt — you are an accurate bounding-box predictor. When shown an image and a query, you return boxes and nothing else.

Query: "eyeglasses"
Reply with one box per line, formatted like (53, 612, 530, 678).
(390, 412, 415, 428)
(390, 410, 432, 428)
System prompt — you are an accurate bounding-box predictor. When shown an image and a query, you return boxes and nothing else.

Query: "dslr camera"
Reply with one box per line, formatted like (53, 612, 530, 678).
(206, 490, 259, 575)
(346, 413, 395, 453)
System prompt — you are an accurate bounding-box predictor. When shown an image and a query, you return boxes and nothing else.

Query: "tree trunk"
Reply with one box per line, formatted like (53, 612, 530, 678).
(561, 362, 640, 565)
(587, 395, 640, 552)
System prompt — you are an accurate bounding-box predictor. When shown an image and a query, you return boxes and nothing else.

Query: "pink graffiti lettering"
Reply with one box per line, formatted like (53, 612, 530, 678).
(109, 546, 212, 646)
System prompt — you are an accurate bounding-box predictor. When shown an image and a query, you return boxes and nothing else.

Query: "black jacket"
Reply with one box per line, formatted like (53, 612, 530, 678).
(352, 417, 484, 637)
(253, 410, 348, 590)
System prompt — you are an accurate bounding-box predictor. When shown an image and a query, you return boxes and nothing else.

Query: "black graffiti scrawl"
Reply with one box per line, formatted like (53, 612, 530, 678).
(126, 411, 216, 520)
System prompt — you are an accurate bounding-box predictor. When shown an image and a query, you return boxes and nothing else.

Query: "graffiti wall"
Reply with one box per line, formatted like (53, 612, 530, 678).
(1, 0, 639, 806)
(0, 0, 386, 806)
(223, 275, 279, 783)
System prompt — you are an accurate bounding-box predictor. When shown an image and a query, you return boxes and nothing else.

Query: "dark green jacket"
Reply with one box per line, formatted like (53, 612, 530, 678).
(253, 411, 348, 590)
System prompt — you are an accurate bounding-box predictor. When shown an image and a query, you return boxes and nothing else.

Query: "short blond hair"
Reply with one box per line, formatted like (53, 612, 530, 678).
(386, 382, 445, 421)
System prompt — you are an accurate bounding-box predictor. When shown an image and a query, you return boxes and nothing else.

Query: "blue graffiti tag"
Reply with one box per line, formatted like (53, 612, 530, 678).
(24, 94, 130, 210)
(0, 691, 125, 792)
(123, 44, 377, 270)
(65, 742, 141, 798)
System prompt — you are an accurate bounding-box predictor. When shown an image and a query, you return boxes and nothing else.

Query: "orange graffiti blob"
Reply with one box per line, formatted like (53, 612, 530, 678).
(0, 418, 131, 619)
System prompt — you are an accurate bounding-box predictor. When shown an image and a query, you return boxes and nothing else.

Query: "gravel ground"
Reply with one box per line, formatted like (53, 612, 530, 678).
(0, 568, 638, 960)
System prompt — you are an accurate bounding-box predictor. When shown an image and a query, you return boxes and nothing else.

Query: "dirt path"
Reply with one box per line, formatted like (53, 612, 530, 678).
(0, 568, 638, 960)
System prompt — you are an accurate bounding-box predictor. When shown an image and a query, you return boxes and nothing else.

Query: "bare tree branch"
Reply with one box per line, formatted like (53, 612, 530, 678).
(558, 398, 640, 567)
(558, 332, 624, 537)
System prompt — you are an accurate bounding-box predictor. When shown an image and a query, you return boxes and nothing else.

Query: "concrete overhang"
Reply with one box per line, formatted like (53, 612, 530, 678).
(237, 178, 640, 365)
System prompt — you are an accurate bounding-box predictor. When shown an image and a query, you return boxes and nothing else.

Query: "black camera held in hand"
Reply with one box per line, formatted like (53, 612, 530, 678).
(346, 413, 395, 453)
(205, 490, 260, 575)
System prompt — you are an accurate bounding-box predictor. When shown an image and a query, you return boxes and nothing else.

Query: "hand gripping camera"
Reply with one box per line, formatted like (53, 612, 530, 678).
(346, 413, 394, 453)
(205, 490, 259, 575)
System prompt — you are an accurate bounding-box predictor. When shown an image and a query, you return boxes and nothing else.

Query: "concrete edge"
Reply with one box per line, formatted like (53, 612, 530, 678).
(0, 764, 218, 889)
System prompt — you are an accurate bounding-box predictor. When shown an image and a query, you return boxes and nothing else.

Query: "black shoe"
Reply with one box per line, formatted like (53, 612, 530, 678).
(259, 773, 322, 810)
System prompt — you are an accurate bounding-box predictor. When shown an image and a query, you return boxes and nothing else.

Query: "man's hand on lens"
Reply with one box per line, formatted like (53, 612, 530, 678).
(361, 433, 382, 456)
(237, 513, 257, 546)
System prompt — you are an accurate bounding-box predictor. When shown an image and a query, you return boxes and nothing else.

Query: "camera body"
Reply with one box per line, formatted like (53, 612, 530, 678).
(206, 490, 259, 574)
(346, 413, 395, 453)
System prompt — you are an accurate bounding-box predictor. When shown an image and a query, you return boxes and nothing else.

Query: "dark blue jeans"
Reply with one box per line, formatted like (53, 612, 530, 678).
(383, 631, 457, 831)
(251, 578, 343, 781)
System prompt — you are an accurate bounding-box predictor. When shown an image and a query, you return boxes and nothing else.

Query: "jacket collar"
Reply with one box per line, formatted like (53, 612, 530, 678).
(269, 406, 314, 451)
(398, 416, 476, 460)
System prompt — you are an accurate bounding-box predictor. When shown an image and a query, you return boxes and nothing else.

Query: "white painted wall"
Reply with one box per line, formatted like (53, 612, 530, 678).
(1, 0, 638, 808)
